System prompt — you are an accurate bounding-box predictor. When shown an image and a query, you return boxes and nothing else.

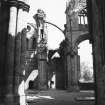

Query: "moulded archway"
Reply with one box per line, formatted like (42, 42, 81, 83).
(74, 33, 94, 90)
(73, 33, 90, 50)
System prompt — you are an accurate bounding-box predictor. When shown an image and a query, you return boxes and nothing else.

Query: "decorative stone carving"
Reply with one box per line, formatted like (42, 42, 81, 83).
(33, 9, 46, 27)
(37, 39, 47, 53)
(33, 9, 48, 90)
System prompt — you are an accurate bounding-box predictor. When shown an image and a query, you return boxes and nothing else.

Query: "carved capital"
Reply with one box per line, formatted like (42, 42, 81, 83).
(18, 1, 30, 12)
(7, 0, 30, 12)
(37, 46, 47, 54)
(23, 3, 30, 12)
(18, 1, 24, 9)
(7, 0, 18, 7)
(66, 46, 77, 57)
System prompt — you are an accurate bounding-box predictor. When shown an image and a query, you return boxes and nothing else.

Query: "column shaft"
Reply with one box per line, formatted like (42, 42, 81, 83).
(90, 0, 105, 105)
(77, 55, 80, 82)
(38, 53, 48, 90)
(15, 1, 30, 105)
(5, 5, 18, 105)
(17, 8, 24, 33)
(14, 5, 25, 96)
(21, 29, 27, 74)
(67, 54, 79, 91)
(14, 33, 21, 101)
(0, 1, 9, 104)
(67, 54, 72, 90)
(73, 55, 79, 90)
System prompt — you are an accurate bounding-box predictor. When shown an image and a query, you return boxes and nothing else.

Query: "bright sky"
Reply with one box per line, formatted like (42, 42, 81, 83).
(28, 0, 66, 49)
(27, 0, 92, 65)
(78, 40, 93, 67)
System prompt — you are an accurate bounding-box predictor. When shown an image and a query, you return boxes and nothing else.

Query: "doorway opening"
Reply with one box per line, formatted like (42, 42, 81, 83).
(48, 72, 56, 89)
(78, 40, 94, 90)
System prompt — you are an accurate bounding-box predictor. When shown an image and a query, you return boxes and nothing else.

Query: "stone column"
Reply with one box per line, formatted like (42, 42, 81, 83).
(20, 28, 27, 75)
(64, 55, 68, 89)
(0, 1, 10, 104)
(14, 0, 24, 100)
(19, 1, 29, 76)
(77, 55, 80, 82)
(73, 54, 80, 90)
(66, 49, 79, 92)
(4, 0, 18, 104)
(66, 52, 72, 91)
(19, 28, 27, 105)
(38, 48, 48, 90)
(88, 0, 105, 105)
(56, 58, 65, 89)
(14, 1, 30, 105)
(14, 33, 21, 103)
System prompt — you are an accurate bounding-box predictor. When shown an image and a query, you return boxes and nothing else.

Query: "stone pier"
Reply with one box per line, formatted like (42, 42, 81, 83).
(87, 0, 105, 105)
(38, 49, 48, 90)
(4, 0, 18, 104)
(65, 44, 79, 92)
(0, 0, 30, 105)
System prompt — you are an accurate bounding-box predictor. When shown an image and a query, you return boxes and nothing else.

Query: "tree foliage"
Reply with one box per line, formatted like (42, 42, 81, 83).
(80, 62, 93, 82)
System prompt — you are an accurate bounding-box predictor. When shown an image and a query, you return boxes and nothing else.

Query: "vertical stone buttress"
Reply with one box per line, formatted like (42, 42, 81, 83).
(87, 0, 105, 105)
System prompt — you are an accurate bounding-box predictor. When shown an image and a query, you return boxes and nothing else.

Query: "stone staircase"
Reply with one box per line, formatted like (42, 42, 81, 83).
(24, 49, 39, 89)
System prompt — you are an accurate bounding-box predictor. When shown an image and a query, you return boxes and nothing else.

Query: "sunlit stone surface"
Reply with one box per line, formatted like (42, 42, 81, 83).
(18, 81, 26, 105)
(8, 7, 17, 36)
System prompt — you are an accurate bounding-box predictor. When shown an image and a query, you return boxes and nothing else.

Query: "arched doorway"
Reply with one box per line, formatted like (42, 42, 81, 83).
(78, 40, 94, 90)
(73, 34, 94, 90)
(48, 50, 66, 90)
